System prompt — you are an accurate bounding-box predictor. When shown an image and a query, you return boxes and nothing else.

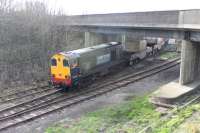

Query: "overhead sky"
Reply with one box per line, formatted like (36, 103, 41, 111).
(17, 0, 200, 15)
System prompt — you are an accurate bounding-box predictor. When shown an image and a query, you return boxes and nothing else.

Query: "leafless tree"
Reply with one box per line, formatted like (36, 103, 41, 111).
(0, 0, 68, 87)
(0, 0, 13, 13)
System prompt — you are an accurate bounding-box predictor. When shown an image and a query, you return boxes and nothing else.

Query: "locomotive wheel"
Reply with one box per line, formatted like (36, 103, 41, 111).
(135, 58, 140, 64)
(129, 61, 134, 66)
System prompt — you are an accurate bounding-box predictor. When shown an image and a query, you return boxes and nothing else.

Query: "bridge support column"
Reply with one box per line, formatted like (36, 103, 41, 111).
(121, 34, 126, 50)
(151, 40, 200, 102)
(84, 32, 108, 47)
(180, 40, 200, 85)
(84, 32, 91, 47)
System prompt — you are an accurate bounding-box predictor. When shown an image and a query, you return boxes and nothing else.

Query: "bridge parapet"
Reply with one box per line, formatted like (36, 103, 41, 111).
(61, 10, 200, 31)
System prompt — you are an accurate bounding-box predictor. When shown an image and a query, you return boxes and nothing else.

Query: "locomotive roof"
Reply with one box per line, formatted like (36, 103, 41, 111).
(60, 42, 121, 58)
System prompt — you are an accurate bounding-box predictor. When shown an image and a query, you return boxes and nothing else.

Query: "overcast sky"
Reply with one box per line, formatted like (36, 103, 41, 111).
(19, 0, 200, 15)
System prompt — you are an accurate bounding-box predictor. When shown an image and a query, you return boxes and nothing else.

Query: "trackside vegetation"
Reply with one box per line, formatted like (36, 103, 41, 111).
(45, 94, 200, 133)
(159, 52, 180, 60)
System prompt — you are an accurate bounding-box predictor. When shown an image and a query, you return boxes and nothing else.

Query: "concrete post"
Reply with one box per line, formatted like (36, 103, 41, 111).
(84, 32, 91, 47)
(179, 40, 199, 85)
(121, 34, 126, 50)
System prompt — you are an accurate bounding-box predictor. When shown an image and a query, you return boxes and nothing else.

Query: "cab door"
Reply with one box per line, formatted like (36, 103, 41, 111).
(70, 58, 80, 86)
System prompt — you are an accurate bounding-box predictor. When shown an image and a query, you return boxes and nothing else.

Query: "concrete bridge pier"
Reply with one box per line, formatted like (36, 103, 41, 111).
(180, 40, 200, 85)
(121, 34, 126, 50)
(84, 32, 92, 47)
(152, 39, 200, 103)
(84, 32, 128, 48)
(84, 32, 113, 47)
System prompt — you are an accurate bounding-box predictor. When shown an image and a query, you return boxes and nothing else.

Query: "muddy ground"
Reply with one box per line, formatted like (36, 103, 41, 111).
(2, 58, 180, 133)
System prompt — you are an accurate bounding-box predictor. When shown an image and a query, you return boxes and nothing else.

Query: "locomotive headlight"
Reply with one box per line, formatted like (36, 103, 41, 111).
(65, 75, 70, 79)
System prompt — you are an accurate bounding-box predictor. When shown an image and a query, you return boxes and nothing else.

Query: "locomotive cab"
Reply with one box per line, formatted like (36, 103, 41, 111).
(50, 54, 72, 88)
(50, 53, 80, 88)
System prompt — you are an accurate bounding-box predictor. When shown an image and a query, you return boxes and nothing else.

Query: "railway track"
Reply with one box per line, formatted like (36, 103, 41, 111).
(0, 85, 52, 104)
(0, 58, 180, 132)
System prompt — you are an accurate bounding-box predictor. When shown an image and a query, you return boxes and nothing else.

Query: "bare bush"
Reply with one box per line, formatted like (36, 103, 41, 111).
(0, 0, 67, 87)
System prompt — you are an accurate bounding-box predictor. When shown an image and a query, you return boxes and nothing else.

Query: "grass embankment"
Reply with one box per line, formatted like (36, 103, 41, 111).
(159, 51, 180, 60)
(45, 95, 200, 133)
(174, 111, 200, 133)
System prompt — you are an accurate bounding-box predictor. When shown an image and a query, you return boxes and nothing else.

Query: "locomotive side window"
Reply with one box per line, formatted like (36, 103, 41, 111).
(51, 58, 57, 66)
(63, 59, 69, 67)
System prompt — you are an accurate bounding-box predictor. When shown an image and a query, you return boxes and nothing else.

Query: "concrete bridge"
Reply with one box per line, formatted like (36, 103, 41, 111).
(59, 9, 200, 88)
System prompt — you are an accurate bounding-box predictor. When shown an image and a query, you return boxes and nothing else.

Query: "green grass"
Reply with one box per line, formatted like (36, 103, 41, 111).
(153, 104, 200, 133)
(45, 96, 160, 133)
(45, 95, 200, 133)
(159, 52, 180, 60)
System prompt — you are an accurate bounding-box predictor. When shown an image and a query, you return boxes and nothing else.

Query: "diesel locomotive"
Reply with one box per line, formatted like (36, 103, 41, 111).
(50, 42, 124, 88)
